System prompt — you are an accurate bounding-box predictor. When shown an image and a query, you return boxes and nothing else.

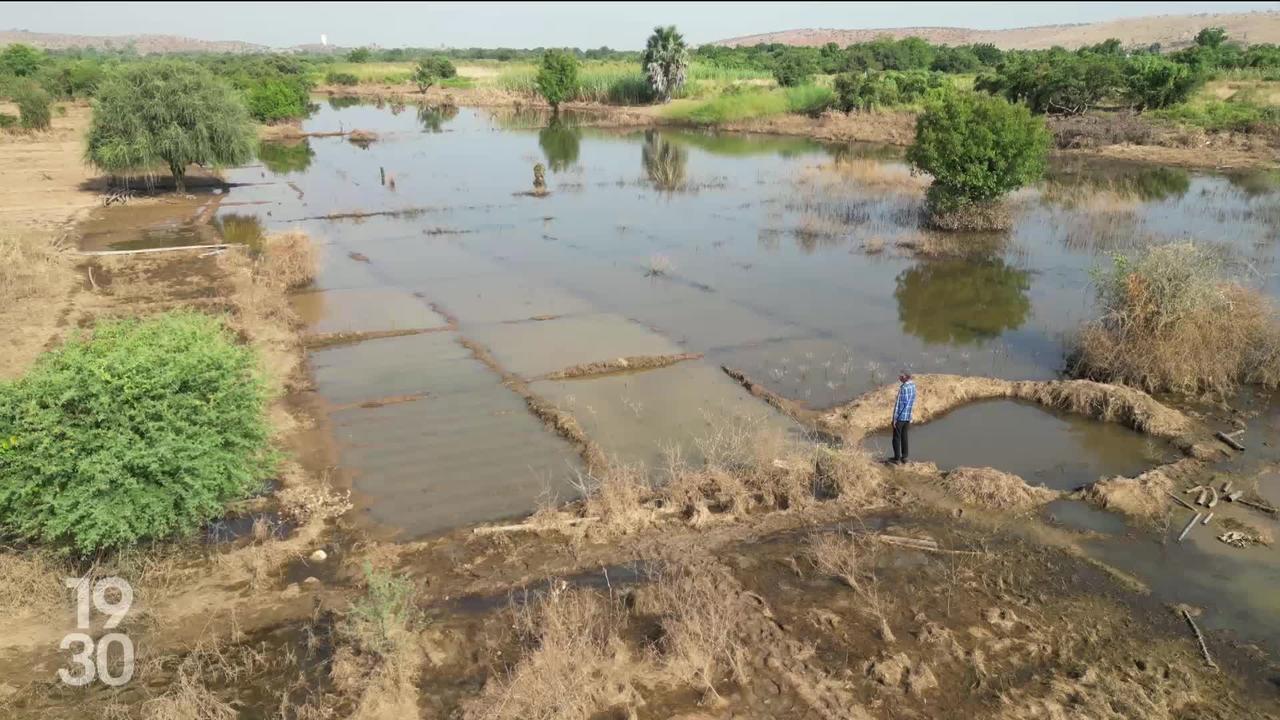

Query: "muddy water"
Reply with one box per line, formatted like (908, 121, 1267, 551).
(864, 399, 1168, 490)
(212, 104, 1280, 553)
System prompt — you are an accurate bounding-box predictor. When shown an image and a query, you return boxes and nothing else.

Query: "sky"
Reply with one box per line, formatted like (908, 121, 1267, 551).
(3, 1, 1278, 48)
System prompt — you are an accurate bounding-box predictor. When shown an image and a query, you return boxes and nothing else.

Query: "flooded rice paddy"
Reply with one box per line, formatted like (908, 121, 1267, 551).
(197, 100, 1280, 648)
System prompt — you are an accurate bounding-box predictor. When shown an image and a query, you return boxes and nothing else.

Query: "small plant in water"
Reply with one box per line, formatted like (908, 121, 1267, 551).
(646, 253, 673, 277)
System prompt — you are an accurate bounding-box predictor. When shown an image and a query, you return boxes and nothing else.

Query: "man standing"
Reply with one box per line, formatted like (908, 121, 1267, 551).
(891, 372, 915, 464)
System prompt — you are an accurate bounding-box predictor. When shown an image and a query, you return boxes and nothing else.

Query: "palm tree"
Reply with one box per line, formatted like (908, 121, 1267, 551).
(642, 25, 689, 103)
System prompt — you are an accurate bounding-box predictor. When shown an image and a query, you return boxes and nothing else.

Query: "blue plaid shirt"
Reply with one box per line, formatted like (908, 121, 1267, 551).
(894, 380, 916, 422)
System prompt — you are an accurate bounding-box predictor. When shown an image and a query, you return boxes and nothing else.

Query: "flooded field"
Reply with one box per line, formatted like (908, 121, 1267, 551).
(189, 101, 1280, 657)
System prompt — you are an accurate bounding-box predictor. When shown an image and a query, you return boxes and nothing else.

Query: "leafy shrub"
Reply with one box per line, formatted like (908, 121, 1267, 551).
(0, 312, 274, 553)
(1123, 55, 1203, 111)
(325, 71, 359, 87)
(346, 47, 372, 63)
(37, 59, 105, 99)
(412, 55, 457, 93)
(0, 113, 15, 129)
(340, 563, 419, 656)
(245, 78, 311, 122)
(773, 50, 818, 88)
(536, 50, 579, 110)
(976, 51, 1123, 115)
(1073, 243, 1280, 394)
(0, 43, 43, 77)
(85, 62, 254, 191)
(834, 70, 948, 112)
(14, 83, 52, 130)
(907, 91, 1050, 217)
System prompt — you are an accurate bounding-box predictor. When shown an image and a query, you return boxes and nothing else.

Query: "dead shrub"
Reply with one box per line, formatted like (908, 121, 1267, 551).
(1071, 243, 1280, 395)
(0, 550, 71, 617)
(809, 532, 896, 642)
(574, 462, 653, 533)
(939, 467, 1057, 511)
(465, 584, 641, 720)
(0, 228, 70, 304)
(647, 559, 749, 695)
(258, 229, 318, 290)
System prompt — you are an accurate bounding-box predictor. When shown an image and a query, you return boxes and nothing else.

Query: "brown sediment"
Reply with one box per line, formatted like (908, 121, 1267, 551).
(348, 251, 370, 263)
(303, 326, 449, 350)
(540, 352, 703, 381)
(458, 335, 608, 472)
(290, 207, 438, 222)
(332, 392, 427, 411)
(721, 365, 821, 427)
(427, 301, 460, 329)
(1078, 458, 1206, 520)
(347, 129, 379, 146)
(501, 313, 562, 324)
(819, 373, 1195, 442)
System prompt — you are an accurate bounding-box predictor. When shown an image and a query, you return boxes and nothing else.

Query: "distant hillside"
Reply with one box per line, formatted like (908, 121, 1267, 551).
(713, 10, 1280, 50)
(0, 29, 271, 54)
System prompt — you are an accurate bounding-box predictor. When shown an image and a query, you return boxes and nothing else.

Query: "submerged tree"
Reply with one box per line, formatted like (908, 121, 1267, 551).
(643, 25, 689, 102)
(536, 49, 579, 112)
(85, 62, 254, 192)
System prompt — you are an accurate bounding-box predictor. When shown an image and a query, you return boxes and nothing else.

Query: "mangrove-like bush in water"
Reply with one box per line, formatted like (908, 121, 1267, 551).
(84, 61, 254, 192)
(907, 91, 1050, 229)
(0, 312, 275, 553)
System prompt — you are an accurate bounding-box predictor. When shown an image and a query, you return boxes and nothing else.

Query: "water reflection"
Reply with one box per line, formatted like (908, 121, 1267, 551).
(1045, 163, 1190, 204)
(327, 95, 363, 110)
(417, 103, 459, 133)
(1227, 169, 1280, 197)
(665, 131, 822, 158)
(642, 130, 688, 194)
(538, 118, 581, 172)
(215, 213, 266, 251)
(257, 139, 314, 175)
(895, 257, 1032, 344)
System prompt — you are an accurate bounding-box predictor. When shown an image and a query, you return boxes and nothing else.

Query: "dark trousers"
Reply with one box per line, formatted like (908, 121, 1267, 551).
(892, 420, 910, 461)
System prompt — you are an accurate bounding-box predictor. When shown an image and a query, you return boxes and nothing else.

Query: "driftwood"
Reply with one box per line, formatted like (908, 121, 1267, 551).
(1215, 431, 1246, 452)
(853, 532, 990, 556)
(1181, 609, 1218, 671)
(78, 243, 233, 257)
(1166, 491, 1196, 511)
(1178, 513, 1202, 542)
(1237, 498, 1278, 515)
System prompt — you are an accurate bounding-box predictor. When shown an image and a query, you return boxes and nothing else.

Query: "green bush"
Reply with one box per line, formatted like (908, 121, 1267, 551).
(0, 43, 43, 77)
(663, 86, 831, 124)
(907, 92, 1051, 213)
(976, 51, 1123, 115)
(346, 47, 372, 63)
(412, 56, 457, 93)
(85, 62, 254, 192)
(1152, 96, 1280, 132)
(0, 113, 16, 129)
(536, 49, 579, 110)
(325, 71, 359, 87)
(245, 78, 311, 122)
(834, 70, 947, 112)
(14, 83, 52, 130)
(1123, 55, 1203, 111)
(0, 312, 274, 553)
(38, 59, 106, 99)
(773, 50, 818, 88)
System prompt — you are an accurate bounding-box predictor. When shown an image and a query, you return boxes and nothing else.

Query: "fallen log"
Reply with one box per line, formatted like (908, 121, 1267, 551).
(1181, 609, 1218, 671)
(1165, 492, 1196, 511)
(1178, 513, 1202, 542)
(1215, 431, 1245, 452)
(1237, 498, 1278, 515)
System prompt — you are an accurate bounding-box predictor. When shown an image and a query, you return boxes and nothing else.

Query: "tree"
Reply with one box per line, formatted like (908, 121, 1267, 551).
(347, 47, 373, 63)
(907, 91, 1050, 214)
(85, 62, 254, 192)
(0, 43, 43, 77)
(412, 56, 457, 93)
(1123, 55, 1203, 111)
(773, 49, 818, 87)
(975, 50, 1123, 115)
(14, 82, 51, 130)
(535, 49, 578, 111)
(1195, 27, 1229, 49)
(643, 25, 689, 102)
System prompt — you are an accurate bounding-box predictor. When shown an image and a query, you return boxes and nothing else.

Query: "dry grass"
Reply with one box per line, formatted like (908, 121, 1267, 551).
(801, 159, 928, 195)
(0, 551, 71, 618)
(465, 585, 642, 720)
(939, 467, 1058, 511)
(809, 532, 896, 642)
(0, 226, 75, 378)
(1072, 243, 1280, 395)
(258, 229, 318, 290)
(574, 462, 654, 534)
(647, 558, 750, 696)
(1081, 458, 1203, 520)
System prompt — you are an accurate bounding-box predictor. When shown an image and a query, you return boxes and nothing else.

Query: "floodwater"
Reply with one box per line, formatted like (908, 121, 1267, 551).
(211, 102, 1280, 535)
(863, 399, 1168, 490)
(199, 101, 1280, 648)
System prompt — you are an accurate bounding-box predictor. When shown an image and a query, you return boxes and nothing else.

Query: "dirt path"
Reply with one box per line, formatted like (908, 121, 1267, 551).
(0, 103, 102, 231)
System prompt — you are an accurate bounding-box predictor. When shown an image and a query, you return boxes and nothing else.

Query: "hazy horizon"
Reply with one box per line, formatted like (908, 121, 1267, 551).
(2, 1, 1278, 49)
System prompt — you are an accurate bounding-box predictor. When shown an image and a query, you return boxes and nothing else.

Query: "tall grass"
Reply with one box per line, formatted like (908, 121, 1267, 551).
(1152, 97, 1280, 132)
(662, 85, 833, 124)
(495, 61, 771, 105)
(316, 61, 414, 85)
